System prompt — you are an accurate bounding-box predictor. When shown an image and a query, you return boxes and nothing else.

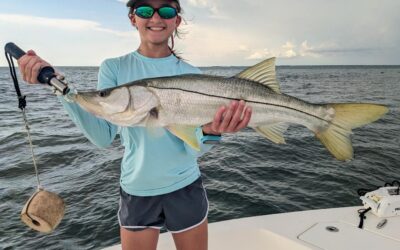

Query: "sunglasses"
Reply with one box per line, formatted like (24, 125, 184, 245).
(135, 5, 178, 19)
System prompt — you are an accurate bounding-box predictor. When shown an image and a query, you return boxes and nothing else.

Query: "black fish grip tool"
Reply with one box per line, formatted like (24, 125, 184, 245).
(4, 42, 69, 95)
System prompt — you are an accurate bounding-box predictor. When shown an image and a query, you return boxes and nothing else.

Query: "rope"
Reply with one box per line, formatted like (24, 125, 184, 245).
(5, 51, 42, 190)
(22, 110, 42, 189)
(358, 207, 371, 229)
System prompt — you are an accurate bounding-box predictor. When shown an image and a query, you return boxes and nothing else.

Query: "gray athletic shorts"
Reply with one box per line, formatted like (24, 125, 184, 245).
(118, 177, 209, 233)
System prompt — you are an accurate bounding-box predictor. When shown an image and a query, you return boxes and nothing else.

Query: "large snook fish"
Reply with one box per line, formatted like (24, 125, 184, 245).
(69, 58, 388, 161)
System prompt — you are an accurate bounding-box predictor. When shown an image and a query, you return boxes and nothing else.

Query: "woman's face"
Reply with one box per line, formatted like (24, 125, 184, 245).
(131, 0, 181, 46)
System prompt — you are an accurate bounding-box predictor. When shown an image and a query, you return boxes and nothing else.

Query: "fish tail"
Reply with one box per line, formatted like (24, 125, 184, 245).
(315, 104, 388, 161)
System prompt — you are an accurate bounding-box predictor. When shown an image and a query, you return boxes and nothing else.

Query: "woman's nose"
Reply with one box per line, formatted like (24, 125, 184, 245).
(150, 11, 162, 21)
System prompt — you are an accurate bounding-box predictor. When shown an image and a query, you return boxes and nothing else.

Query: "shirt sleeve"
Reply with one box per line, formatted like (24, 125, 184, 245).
(58, 59, 119, 148)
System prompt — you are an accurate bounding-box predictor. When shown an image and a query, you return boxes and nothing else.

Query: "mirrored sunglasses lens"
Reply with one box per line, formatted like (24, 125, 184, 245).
(136, 6, 154, 18)
(158, 7, 177, 19)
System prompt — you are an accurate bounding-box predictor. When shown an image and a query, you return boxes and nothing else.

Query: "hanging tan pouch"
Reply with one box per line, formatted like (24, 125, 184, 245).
(21, 189, 65, 233)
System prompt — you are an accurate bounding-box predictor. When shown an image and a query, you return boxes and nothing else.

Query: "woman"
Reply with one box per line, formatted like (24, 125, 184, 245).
(18, 0, 252, 249)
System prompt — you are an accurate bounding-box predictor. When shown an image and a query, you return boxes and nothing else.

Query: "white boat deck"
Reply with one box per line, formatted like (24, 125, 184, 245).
(104, 206, 400, 250)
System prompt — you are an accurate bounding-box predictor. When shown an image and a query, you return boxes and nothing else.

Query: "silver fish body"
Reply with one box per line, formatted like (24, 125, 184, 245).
(138, 74, 332, 131)
(70, 58, 388, 160)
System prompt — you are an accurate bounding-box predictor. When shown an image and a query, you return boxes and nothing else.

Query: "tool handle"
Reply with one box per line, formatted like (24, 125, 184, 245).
(5, 42, 56, 85)
(5, 42, 26, 60)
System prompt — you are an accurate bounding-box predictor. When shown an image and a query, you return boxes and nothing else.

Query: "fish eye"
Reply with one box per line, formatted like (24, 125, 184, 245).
(99, 90, 109, 97)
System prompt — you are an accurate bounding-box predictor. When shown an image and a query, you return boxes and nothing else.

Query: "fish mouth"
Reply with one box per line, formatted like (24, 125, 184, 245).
(77, 92, 97, 104)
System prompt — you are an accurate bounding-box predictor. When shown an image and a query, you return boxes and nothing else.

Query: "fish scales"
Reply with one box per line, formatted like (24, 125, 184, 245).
(70, 57, 388, 160)
(142, 74, 331, 129)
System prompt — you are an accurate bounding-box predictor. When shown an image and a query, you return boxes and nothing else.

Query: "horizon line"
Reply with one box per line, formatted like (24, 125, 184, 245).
(1, 64, 399, 68)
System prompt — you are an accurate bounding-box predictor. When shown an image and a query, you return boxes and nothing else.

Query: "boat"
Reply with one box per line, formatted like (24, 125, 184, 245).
(103, 205, 400, 250)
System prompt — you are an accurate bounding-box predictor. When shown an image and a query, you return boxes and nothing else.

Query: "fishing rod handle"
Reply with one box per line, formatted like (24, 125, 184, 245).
(5, 42, 56, 85)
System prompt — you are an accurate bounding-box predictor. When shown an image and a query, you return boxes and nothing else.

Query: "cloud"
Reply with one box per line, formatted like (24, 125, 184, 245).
(246, 49, 271, 60)
(308, 48, 378, 54)
(299, 41, 379, 57)
(181, 0, 400, 64)
(0, 14, 139, 66)
(176, 22, 256, 65)
(246, 42, 299, 60)
(238, 45, 250, 52)
(187, 0, 225, 18)
(1, 0, 399, 66)
(299, 41, 318, 57)
(243, 40, 380, 61)
(188, 0, 217, 12)
(177, 21, 371, 65)
(0, 14, 132, 37)
(281, 42, 297, 58)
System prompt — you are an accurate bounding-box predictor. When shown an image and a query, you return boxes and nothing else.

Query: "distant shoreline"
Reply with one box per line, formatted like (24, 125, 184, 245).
(1, 65, 399, 69)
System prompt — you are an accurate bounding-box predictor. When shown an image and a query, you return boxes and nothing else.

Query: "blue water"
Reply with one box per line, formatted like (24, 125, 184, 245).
(0, 65, 399, 249)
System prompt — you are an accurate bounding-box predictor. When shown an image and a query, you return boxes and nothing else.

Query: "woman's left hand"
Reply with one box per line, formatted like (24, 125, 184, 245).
(202, 100, 252, 135)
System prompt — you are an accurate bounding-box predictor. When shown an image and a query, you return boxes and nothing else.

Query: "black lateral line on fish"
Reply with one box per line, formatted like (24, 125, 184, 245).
(149, 86, 346, 130)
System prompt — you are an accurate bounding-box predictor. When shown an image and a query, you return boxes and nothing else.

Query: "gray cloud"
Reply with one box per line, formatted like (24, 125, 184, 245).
(180, 0, 400, 65)
(1, 0, 398, 66)
(309, 48, 379, 54)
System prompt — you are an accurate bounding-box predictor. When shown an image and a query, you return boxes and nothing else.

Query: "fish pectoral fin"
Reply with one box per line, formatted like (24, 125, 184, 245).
(254, 123, 289, 144)
(234, 57, 281, 94)
(167, 125, 200, 151)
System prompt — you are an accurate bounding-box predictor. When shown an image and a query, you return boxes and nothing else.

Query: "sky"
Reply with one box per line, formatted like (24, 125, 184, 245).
(0, 0, 399, 66)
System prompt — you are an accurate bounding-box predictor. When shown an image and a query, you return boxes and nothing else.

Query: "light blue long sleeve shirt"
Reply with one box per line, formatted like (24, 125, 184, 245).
(59, 51, 214, 196)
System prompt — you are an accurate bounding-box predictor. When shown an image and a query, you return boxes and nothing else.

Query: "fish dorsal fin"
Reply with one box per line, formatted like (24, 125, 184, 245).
(167, 125, 200, 151)
(235, 57, 281, 94)
(253, 123, 289, 144)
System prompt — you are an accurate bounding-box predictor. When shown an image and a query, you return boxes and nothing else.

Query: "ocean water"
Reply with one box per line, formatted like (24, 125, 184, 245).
(0, 65, 399, 249)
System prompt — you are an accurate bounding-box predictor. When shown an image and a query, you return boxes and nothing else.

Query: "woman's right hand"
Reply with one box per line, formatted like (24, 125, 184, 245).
(17, 50, 52, 84)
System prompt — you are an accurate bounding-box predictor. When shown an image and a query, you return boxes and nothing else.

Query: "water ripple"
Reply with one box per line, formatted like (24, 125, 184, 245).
(1, 66, 399, 249)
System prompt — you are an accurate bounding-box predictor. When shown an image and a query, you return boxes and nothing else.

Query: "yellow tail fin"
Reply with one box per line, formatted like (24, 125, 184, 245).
(316, 104, 388, 161)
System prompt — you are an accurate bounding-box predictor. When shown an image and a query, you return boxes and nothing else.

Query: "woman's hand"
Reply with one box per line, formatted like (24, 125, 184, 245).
(17, 50, 51, 84)
(202, 100, 252, 135)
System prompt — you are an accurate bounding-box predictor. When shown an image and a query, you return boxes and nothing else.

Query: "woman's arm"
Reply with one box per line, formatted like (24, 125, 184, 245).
(59, 98, 118, 148)
(58, 59, 120, 148)
(18, 50, 118, 148)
